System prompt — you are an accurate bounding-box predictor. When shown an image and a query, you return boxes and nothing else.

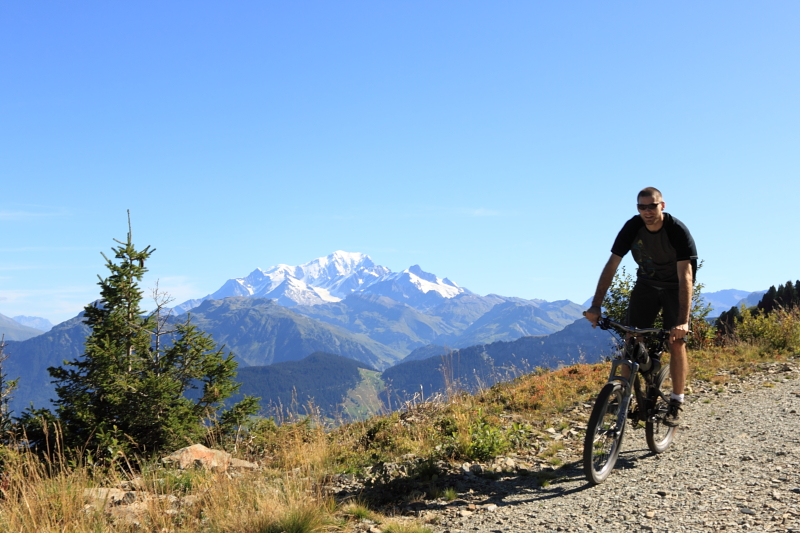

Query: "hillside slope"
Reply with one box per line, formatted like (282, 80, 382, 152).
(231, 351, 378, 420)
(382, 318, 616, 402)
(180, 297, 397, 369)
(0, 313, 46, 342)
(4, 313, 91, 412)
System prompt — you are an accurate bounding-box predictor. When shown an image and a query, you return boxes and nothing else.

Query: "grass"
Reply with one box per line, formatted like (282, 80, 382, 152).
(341, 499, 377, 521)
(0, 339, 795, 531)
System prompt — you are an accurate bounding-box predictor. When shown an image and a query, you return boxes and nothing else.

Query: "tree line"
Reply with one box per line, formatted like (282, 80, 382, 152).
(716, 280, 800, 334)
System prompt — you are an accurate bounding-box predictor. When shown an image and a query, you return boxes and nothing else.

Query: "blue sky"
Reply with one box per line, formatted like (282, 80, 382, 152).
(2, 2, 799, 324)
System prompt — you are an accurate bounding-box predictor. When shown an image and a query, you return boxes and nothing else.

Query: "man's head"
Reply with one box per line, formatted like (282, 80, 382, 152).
(638, 187, 663, 203)
(637, 187, 665, 228)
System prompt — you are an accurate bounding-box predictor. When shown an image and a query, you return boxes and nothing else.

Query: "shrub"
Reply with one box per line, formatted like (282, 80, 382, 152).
(466, 419, 509, 461)
(736, 306, 800, 352)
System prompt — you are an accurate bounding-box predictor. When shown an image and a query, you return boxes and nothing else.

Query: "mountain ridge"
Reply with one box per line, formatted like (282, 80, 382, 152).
(172, 251, 469, 314)
(0, 313, 47, 342)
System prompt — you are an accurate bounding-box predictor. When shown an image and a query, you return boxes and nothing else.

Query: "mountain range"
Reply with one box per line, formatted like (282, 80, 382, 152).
(0, 313, 48, 342)
(0, 250, 770, 420)
(1, 252, 589, 415)
(700, 289, 767, 316)
(172, 251, 466, 313)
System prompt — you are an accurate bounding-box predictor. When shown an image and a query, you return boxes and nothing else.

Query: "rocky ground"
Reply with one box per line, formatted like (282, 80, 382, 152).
(337, 360, 800, 532)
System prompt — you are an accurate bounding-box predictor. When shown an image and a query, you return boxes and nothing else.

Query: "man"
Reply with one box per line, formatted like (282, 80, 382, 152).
(585, 187, 697, 426)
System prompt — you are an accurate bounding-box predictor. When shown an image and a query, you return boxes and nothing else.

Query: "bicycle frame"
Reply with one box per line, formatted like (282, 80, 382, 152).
(605, 356, 640, 438)
(604, 319, 676, 423)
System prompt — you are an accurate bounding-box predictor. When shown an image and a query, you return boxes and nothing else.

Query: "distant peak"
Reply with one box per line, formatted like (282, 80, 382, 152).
(328, 250, 373, 265)
(407, 265, 438, 284)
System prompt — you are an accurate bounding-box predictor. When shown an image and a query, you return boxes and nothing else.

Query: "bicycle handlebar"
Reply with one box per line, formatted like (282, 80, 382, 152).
(598, 317, 668, 335)
(583, 312, 674, 336)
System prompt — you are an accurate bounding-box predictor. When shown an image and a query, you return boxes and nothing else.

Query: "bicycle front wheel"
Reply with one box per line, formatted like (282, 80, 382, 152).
(645, 363, 677, 453)
(583, 382, 626, 484)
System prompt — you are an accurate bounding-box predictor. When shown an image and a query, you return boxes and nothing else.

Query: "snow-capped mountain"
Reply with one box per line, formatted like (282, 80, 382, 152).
(360, 265, 469, 309)
(173, 251, 467, 314)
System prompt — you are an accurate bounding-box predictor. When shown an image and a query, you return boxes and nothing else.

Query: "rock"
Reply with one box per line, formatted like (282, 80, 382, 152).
(83, 488, 137, 507)
(162, 443, 231, 472)
(230, 457, 259, 470)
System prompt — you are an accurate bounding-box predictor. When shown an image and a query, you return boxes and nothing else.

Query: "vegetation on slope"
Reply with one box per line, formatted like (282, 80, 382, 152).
(233, 352, 375, 421)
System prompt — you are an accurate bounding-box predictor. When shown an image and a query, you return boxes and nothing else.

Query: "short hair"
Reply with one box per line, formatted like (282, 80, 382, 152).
(638, 187, 663, 201)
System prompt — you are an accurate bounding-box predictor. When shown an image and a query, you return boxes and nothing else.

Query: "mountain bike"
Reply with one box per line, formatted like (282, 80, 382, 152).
(583, 316, 679, 484)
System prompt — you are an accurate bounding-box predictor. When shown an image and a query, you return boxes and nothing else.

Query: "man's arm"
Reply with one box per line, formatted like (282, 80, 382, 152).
(670, 259, 693, 342)
(585, 253, 623, 326)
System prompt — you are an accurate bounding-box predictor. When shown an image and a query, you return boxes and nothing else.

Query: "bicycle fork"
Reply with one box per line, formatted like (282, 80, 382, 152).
(607, 358, 640, 437)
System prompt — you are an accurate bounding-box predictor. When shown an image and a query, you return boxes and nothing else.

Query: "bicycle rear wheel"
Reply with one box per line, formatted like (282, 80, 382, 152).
(583, 382, 626, 484)
(645, 363, 677, 453)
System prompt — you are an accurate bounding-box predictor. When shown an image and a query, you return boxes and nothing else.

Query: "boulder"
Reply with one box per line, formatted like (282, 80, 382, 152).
(161, 444, 259, 472)
(162, 444, 232, 472)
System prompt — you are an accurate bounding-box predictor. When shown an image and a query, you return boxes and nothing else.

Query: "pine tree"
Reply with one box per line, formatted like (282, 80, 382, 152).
(48, 216, 257, 456)
(715, 305, 742, 335)
(781, 280, 797, 310)
(795, 281, 800, 308)
(758, 285, 777, 314)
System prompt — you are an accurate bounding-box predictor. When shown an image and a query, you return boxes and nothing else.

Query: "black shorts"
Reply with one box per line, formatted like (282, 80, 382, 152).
(626, 282, 680, 330)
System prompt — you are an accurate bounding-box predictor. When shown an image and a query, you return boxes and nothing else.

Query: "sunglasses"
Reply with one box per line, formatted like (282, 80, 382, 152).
(637, 203, 661, 211)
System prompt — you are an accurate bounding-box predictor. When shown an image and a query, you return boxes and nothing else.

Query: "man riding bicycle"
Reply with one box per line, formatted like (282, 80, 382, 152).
(584, 187, 697, 427)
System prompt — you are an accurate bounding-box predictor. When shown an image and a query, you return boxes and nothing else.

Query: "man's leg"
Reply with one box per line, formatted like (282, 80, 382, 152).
(661, 286, 687, 395)
(662, 288, 686, 427)
(669, 338, 688, 396)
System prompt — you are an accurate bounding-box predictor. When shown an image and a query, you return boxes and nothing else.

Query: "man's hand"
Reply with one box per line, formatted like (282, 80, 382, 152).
(584, 306, 602, 328)
(670, 323, 690, 344)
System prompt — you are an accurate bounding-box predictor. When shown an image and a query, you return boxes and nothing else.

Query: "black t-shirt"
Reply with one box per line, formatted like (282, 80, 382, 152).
(611, 213, 698, 288)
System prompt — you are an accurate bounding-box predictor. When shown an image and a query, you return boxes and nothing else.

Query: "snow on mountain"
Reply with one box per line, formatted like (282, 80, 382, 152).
(373, 265, 464, 299)
(295, 251, 390, 295)
(263, 277, 339, 307)
(358, 264, 470, 309)
(173, 251, 399, 314)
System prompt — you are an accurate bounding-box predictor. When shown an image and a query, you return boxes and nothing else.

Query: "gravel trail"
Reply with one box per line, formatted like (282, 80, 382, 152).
(428, 364, 800, 533)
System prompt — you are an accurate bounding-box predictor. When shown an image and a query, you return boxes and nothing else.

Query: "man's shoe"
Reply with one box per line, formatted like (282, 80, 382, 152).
(664, 399, 682, 427)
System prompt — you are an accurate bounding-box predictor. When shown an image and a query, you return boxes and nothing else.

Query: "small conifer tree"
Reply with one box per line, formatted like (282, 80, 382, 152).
(48, 215, 257, 457)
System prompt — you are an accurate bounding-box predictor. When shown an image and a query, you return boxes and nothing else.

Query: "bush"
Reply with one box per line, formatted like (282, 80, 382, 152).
(466, 419, 509, 461)
(736, 306, 800, 352)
